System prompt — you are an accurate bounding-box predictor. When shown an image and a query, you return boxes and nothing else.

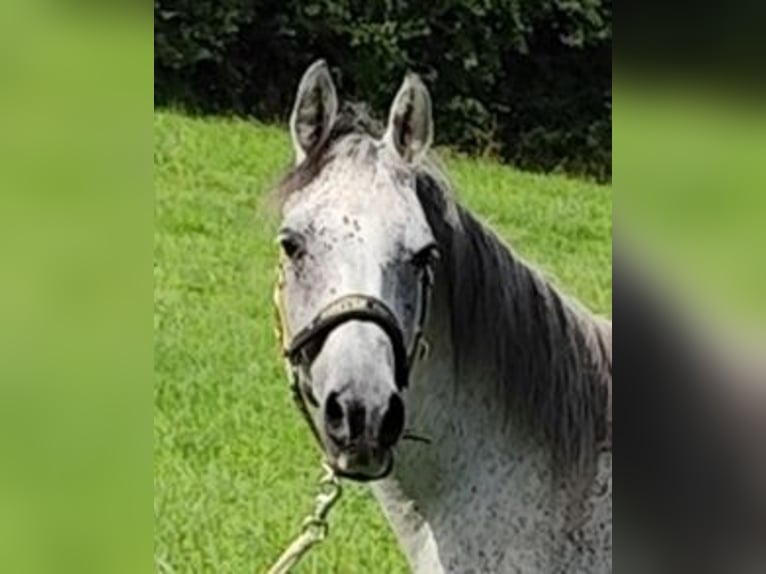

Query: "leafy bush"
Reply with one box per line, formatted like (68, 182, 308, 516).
(155, 0, 611, 180)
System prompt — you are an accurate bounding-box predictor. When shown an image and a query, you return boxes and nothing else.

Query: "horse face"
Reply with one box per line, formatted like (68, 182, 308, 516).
(276, 61, 437, 480)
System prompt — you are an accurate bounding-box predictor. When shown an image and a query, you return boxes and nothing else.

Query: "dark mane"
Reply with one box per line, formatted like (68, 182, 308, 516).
(276, 103, 383, 203)
(415, 168, 612, 474)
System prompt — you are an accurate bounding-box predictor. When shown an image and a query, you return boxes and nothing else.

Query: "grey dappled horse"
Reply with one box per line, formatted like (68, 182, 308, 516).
(273, 60, 612, 573)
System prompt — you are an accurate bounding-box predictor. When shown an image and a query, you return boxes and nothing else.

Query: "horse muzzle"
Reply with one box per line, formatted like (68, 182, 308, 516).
(274, 285, 431, 482)
(316, 381, 404, 481)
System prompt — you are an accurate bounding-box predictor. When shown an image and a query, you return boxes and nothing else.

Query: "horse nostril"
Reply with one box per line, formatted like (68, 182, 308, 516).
(379, 393, 405, 448)
(324, 391, 347, 448)
(325, 391, 344, 428)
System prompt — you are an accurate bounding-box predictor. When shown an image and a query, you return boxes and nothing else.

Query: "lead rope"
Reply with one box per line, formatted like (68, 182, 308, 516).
(265, 463, 342, 574)
(269, 271, 343, 573)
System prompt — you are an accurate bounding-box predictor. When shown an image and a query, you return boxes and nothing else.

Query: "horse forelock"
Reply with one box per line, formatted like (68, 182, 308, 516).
(276, 102, 384, 205)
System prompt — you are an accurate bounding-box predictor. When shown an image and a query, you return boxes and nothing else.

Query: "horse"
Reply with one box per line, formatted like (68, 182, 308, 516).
(272, 60, 612, 573)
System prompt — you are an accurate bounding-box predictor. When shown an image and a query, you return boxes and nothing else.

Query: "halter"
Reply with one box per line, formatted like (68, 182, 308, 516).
(273, 261, 434, 451)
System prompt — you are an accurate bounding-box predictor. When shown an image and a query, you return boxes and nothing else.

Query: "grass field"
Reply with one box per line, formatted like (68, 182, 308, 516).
(154, 110, 612, 573)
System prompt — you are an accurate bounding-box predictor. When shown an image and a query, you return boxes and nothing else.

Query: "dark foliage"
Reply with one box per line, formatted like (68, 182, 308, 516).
(155, 1, 611, 180)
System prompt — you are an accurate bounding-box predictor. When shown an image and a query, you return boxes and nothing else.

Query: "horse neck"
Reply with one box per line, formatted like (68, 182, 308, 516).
(371, 213, 611, 572)
(431, 206, 610, 473)
(394, 221, 571, 484)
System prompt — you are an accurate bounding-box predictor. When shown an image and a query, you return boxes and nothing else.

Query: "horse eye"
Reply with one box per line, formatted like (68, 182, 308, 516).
(411, 244, 440, 268)
(278, 231, 304, 259)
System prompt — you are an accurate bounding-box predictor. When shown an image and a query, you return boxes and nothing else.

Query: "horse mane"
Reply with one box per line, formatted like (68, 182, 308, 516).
(414, 164, 612, 475)
(275, 102, 612, 473)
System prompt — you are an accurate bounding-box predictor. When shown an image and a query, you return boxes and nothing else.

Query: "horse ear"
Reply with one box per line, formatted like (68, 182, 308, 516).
(385, 73, 433, 164)
(289, 60, 338, 165)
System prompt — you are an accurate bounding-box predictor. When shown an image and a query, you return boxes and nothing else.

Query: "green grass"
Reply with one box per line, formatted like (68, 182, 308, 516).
(154, 110, 612, 573)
